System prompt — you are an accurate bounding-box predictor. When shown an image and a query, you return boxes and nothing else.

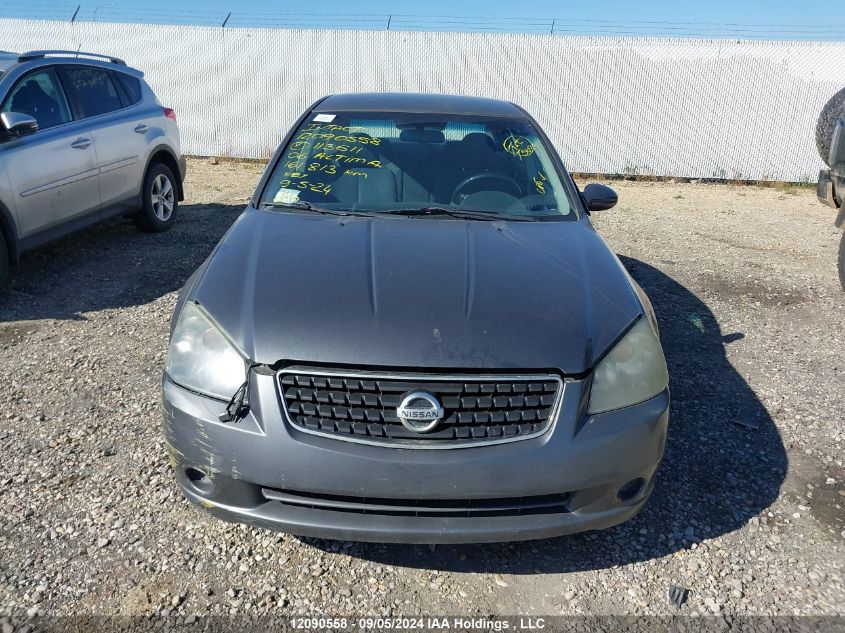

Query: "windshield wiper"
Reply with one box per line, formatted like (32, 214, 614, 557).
(377, 206, 536, 222)
(261, 201, 374, 217)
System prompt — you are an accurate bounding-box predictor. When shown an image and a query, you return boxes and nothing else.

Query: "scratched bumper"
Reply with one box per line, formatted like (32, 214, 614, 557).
(162, 373, 669, 544)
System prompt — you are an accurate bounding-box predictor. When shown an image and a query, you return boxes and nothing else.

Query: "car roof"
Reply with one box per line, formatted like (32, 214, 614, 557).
(0, 51, 143, 77)
(0, 51, 17, 73)
(314, 93, 528, 118)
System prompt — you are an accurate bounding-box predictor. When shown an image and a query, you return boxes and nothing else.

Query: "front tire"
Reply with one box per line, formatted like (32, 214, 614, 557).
(838, 231, 845, 292)
(134, 163, 178, 233)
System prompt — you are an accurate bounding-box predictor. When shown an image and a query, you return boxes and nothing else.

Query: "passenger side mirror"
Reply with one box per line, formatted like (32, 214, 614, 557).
(1, 112, 39, 137)
(582, 183, 618, 212)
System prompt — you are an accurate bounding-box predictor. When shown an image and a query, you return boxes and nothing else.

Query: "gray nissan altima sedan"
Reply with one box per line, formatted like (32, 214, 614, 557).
(163, 93, 670, 544)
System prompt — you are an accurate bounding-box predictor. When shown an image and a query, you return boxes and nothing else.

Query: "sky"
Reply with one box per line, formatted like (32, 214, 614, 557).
(6, 0, 845, 39)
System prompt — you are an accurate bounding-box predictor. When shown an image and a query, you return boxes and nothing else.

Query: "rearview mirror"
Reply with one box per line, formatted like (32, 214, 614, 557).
(582, 183, 618, 212)
(1, 112, 39, 137)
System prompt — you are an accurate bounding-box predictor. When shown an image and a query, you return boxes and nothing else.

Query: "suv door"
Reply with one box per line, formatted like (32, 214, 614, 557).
(59, 65, 148, 217)
(0, 66, 100, 244)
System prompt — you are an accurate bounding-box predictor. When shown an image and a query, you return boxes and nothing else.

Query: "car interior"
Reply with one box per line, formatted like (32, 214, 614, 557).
(4, 74, 70, 129)
(276, 118, 571, 216)
(65, 66, 124, 117)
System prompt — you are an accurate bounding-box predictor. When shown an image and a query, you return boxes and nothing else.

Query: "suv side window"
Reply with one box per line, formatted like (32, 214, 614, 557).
(113, 72, 142, 105)
(61, 65, 124, 118)
(1, 67, 72, 130)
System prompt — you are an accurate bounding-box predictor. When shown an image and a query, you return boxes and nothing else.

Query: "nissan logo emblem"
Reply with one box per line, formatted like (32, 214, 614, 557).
(396, 391, 444, 433)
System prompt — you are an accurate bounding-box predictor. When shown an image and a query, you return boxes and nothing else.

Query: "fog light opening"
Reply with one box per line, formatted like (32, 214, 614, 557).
(184, 467, 215, 497)
(617, 478, 645, 502)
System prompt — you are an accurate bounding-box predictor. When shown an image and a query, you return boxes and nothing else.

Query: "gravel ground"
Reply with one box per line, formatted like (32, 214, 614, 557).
(0, 158, 843, 625)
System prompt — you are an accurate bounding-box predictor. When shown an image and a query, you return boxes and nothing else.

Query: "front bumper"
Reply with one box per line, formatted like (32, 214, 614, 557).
(163, 373, 669, 544)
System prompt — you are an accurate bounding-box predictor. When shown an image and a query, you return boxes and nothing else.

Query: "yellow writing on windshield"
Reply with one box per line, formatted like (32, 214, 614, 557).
(290, 141, 365, 154)
(302, 123, 364, 133)
(279, 179, 332, 196)
(295, 131, 381, 146)
(312, 152, 382, 168)
(533, 171, 547, 194)
(282, 164, 338, 178)
(307, 163, 337, 174)
(317, 143, 364, 153)
(344, 169, 369, 178)
(281, 124, 386, 177)
(503, 135, 535, 157)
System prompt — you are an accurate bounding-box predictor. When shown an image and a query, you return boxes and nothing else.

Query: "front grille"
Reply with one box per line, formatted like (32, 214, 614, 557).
(262, 487, 572, 517)
(278, 367, 563, 447)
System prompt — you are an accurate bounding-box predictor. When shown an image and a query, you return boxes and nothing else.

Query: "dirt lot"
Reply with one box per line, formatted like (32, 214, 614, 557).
(0, 158, 843, 625)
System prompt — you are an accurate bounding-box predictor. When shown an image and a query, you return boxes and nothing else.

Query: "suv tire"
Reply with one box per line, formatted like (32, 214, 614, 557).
(839, 232, 845, 292)
(816, 87, 845, 166)
(134, 163, 178, 233)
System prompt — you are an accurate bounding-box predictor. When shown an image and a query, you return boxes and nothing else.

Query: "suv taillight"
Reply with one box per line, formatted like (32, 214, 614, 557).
(163, 107, 176, 121)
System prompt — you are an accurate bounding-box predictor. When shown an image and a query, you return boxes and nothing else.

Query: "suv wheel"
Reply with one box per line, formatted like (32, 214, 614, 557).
(135, 163, 178, 233)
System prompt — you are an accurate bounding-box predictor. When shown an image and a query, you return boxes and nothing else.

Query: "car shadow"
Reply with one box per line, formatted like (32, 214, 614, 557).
(303, 256, 787, 573)
(0, 204, 245, 322)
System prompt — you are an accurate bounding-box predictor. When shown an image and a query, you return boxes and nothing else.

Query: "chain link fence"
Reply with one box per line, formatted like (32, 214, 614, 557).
(2, 17, 844, 181)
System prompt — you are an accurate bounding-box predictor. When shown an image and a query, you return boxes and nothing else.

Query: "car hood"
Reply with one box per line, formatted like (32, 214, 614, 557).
(191, 208, 643, 373)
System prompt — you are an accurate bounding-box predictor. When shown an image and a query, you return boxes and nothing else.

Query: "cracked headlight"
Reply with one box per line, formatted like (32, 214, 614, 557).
(165, 302, 246, 400)
(588, 317, 669, 415)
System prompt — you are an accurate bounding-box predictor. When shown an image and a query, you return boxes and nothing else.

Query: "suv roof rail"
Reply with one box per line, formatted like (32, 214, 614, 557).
(18, 50, 127, 66)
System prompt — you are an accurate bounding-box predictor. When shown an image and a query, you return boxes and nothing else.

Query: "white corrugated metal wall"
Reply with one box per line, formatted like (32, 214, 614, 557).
(2, 18, 844, 181)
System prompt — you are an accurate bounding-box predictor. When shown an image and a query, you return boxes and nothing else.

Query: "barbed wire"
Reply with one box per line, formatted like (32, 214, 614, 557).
(0, 2, 844, 40)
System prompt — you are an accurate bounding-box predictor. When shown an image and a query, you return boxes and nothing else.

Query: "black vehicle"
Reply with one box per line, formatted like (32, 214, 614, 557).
(815, 87, 845, 291)
(162, 93, 670, 543)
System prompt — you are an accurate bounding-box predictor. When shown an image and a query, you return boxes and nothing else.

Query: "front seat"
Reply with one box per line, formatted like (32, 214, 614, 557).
(10, 80, 62, 129)
(328, 141, 399, 208)
(435, 133, 510, 203)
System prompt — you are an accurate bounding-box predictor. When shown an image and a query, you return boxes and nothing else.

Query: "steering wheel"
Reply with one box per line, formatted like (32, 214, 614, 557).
(450, 172, 522, 206)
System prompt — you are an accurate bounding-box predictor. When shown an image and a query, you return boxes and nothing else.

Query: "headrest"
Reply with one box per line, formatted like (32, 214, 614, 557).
(460, 133, 496, 152)
(21, 80, 47, 95)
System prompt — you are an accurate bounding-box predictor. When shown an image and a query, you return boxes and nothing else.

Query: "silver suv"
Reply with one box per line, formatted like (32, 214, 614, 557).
(0, 50, 186, 286)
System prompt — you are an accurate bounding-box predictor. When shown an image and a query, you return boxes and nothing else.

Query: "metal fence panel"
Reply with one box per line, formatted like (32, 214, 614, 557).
(1, 18, 844, 181)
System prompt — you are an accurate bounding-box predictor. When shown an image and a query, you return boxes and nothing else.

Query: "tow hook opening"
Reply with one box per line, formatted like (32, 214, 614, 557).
(184, 467, 216, 497)
(617, 477, 645, 502)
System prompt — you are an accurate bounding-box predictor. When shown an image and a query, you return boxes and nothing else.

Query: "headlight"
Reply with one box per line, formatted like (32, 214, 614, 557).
(587, 317, 668, 415)
(165, 302, 247, 400)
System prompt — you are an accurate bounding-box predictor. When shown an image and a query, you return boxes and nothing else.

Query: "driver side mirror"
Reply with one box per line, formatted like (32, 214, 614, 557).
(1, 112, 39, 137)
(582, 183, 618, 212)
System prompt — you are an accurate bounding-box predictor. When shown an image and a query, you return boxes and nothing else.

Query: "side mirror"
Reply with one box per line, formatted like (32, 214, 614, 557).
(582, 183, 618, 212)
(1, 112, 39, 137)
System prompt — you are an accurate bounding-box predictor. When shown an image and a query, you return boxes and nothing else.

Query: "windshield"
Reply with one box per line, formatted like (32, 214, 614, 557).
(261, 111, 575, 220)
